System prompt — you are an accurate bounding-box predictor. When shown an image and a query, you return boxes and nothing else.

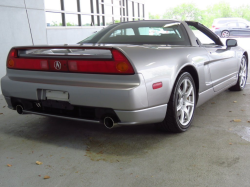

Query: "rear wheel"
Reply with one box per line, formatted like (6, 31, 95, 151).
(221, 30, 230, 38)
(156, 72, 196, 133)
(229, 55, 248, 91)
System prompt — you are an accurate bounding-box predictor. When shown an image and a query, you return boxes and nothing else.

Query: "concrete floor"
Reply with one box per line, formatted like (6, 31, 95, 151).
(0, 39, 250, 187)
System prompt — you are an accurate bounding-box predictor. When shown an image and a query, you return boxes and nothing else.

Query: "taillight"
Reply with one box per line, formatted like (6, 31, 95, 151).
(7, 48, 49, 71)
(68, 49, 134, 74)
(212, 25, 215, 28)
(215, 27, 220, 30)
(7, 48, 17, 68)
(7, 48, 135, 75)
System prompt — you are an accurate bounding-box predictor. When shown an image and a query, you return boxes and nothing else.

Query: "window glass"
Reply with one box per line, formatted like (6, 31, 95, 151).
(227, 22, 237, 27)
(113, 6, 120, 16)
(218, 20, 231, 24)
(122, 7, 126, 16)
(104, 0, 112, 4)
(46, 12, 62, 26)
(113, 0, 120, 6)
(134, 2, 138, 18)
(98, 21, 190, 45)
(128, 1, 133, 17)
(80, 0, 91, 13)
(93, 0, 97, 13)
(66, 14, 79, 26)
(105, 5, 113, 15)
(110, 28, 135, 37)
(82, 15, 92, 26)
(140, 4, 144, 18)
(45, 0, 61, 10)
(239, 22, 248, 28)
(189, 26, 215, 45)
(122, 0, 126, 8)
(100, 16, 104, 26)
(105, 16, 113, 26)
(64, 0, 77, 11)
(139, 27, 176, 36)
(94, 16, 98, 26)
(114, 17, 121, 23)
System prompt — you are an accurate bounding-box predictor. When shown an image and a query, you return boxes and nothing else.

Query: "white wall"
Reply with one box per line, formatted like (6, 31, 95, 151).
(0, 0, 104, 82)
(0, 0, 47, 80)
(46, 27, 104, 45)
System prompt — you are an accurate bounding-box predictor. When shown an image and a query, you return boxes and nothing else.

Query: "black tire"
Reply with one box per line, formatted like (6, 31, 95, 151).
(229, 55, 248, 91)
(156, 72, 196, 133)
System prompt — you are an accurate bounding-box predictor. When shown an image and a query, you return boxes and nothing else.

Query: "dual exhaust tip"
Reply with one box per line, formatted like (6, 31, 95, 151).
(16, 105, 118, 129)
(16, 105, 24, 115)
(103, 117, 119, 129)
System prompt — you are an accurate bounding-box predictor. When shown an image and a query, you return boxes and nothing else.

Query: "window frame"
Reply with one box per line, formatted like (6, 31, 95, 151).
(45, 0, 145, 27)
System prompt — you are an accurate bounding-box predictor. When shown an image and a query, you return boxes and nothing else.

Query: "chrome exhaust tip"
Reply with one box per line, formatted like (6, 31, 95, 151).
(16, 105, 24, 115)
(104, 117, 119, 129)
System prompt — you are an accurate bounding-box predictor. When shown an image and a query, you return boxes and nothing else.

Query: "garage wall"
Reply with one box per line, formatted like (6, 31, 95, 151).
(0, 0, 47, 80)
(46, 27, 104, 45)
(0, 0, 104, 82)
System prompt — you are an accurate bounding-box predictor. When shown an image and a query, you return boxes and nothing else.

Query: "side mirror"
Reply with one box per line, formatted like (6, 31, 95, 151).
(226, 39, 237, 47)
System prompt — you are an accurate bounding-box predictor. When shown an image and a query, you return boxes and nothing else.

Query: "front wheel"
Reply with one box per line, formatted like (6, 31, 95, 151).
(156, 72, 196, 133)
(229, 55, 248, 91)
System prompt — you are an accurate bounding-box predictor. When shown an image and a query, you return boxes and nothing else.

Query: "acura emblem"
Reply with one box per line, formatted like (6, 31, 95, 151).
(54, 61, 61, 70)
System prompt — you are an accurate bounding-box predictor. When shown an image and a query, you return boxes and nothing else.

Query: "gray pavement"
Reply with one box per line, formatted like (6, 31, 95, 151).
(0, 39, 250, 187)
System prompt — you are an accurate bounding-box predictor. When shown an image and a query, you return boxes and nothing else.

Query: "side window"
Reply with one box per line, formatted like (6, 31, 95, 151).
(238, 22, 248, 28)
(109, 28, 135, 37)
(227, 22, 237, 27)
(189, 26, 215, 45)
(138, 27, 181, 38)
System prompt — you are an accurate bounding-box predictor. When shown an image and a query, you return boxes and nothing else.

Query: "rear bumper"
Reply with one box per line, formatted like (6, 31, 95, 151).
(4, 96, 167, 125)
(1, 70, 148, 110)
(1, 70, 167, 125)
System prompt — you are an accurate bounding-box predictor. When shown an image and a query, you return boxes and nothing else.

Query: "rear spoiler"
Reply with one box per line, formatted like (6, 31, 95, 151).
(14, 46, 114, 59)
(6, 46, 135, 75)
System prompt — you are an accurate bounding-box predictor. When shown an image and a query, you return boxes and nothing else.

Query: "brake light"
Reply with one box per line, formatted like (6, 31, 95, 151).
(68, 49, 134, 74)
(215, 27, 220, 30)
(7, 48, 135, 74)
(7, 49, 17, 68)
(212, 25, 215, 28)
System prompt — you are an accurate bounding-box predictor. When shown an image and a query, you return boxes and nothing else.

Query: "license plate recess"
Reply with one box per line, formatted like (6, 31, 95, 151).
(46, 90, 69, 101)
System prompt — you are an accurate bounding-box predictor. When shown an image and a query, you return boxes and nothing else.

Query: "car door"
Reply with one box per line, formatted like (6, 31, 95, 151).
(238, 22, 250, 36)
(226, 22, 239, 36)
(188, 23, 238, 92)
(205, 45, 237, 92)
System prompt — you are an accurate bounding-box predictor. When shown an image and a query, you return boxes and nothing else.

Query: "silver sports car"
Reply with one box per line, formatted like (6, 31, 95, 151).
(1, 20, 248, 132)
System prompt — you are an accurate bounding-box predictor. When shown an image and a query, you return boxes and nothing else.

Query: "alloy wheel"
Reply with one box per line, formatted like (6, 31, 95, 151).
(239, 57, 247, 88)
(176, 79, 195, 126)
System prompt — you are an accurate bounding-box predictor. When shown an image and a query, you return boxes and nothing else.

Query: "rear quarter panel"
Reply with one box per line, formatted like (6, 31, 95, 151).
(117, 46, 211, 107)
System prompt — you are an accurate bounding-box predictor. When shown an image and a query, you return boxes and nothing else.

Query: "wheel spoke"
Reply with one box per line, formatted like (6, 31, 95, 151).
(183, 80, 187, 93)
(180, 109, 185, 123)
(175, 77, 196, 126)
(186, 85, 193, 97)
(243, 64, 246, 72)
(240, 77, 243, 86)
(184, 107, 190, 121)
(185, 100, 194, 107)
(177, 103, 182, 111)
(178, 88, 183, 97)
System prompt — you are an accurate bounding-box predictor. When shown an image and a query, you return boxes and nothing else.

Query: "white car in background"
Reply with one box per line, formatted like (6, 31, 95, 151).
(212, 18, 249, 32)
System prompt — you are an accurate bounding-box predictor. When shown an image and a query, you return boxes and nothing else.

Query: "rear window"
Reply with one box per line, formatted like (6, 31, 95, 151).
(218, 20, 231, 24)
(81, 21, 191, 45)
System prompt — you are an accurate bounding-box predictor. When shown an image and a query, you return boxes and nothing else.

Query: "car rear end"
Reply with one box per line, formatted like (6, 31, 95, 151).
(1, 46, 166, 128)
